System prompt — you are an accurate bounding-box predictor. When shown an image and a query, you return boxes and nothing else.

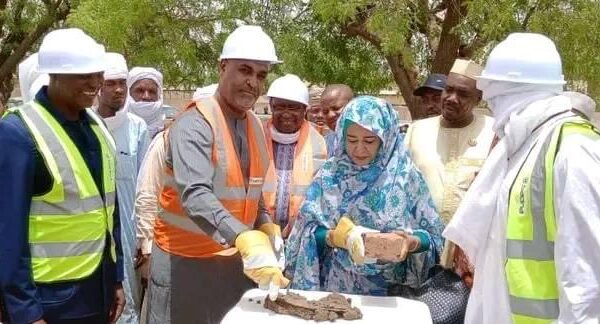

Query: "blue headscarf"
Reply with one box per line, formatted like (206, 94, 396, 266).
(285, 96, 444, 295)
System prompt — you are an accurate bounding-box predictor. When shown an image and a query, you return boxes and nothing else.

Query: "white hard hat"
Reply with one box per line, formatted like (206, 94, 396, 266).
(219, 25, 281, 64)
(479, 33, 565, 85)
(104, 52, 128, 80)
(38, 28, 106, 74)
(267, 74, 309, 106)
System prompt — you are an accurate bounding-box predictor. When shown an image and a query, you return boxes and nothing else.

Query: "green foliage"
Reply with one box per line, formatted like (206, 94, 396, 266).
(528, 0, 600, 102)
(68, 0, 600, 106)
(461, 0, 600, 104)
(271, 18, 392, 93)
(68, 0, 390, 92)
(313, 0, 600, 105)
(0, 1, 59, 56)
(0, 1, 76, 101)
(68, 0, 224, 88)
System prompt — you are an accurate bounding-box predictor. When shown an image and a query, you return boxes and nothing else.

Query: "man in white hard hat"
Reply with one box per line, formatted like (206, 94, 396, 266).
(146, 25, 289, 323)
(127, 67, 164, 139)
(404, 59, 495, 280)
(96, 52, 150, 324)
(444, 33, 600, 323)
(0, 28, 125, 323)
(261, 74, 327, 240)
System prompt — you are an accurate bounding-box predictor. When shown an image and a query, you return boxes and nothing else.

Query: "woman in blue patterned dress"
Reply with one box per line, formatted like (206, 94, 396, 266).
(285, 95, 444, 296)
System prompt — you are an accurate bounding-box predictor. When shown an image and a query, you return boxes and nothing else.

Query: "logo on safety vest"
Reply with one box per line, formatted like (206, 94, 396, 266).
(518, 177, 528, 215)
(249, 177, 264, 186)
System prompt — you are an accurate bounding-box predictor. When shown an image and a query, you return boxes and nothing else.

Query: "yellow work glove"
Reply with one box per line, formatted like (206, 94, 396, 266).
(329, 216, 378, 265)
(235, 230, 290, 300)
(259, 223, 285, 270)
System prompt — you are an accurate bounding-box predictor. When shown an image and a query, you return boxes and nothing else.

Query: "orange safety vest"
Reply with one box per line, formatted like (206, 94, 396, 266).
(154, 98, 270, 258)
(262, 120, 327, 237)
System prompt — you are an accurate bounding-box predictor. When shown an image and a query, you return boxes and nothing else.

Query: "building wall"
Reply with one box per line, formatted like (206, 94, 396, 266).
(11, 86, 600, 124)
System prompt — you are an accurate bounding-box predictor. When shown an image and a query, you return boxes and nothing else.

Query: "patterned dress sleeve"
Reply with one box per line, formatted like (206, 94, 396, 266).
(284, 167, 329, 291)
(403, 158, 446, 287)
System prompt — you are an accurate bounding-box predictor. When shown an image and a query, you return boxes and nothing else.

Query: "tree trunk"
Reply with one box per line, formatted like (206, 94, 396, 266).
(340, 0, 471, 120)
(430, 0, 466, 74)
(385, 54, 421, 119)
(341, 20, 423, 118)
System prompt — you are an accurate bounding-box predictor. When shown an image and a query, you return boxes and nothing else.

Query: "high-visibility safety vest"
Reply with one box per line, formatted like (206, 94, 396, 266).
(262, 120, 327, 237)
(505, 117, 600, 324)
(154, 98, 270, 258)
(6, 102, 117, 283)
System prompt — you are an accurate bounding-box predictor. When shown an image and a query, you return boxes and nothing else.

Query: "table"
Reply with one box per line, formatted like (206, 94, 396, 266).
(222, 289, 433, 323)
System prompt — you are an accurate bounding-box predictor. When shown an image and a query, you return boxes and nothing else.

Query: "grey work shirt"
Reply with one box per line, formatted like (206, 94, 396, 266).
(166, 108, 271, 246)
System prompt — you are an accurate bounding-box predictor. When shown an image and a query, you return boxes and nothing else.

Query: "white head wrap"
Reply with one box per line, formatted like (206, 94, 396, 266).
(104, 53, 128, 80)
(98, 53, 129, 131)
(127, 67, 164, 137)
(477, 79, 563, 136)
(18, 53, 49, 102)
(127, 67, 163, 91)
(192, 83, 217, 101)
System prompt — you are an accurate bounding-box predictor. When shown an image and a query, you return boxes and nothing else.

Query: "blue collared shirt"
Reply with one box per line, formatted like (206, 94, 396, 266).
(0, 87, 124, 323)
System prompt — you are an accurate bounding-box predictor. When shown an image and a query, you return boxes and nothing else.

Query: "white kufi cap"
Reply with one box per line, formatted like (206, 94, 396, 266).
(104, 53, 128, 80)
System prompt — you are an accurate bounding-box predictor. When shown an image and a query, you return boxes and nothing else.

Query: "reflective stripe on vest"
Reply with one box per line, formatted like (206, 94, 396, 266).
(506, 118, 600, 323)
(155, 97, 270, 258)
(14, 102, 117, 283)
(262, 120, 327, 236)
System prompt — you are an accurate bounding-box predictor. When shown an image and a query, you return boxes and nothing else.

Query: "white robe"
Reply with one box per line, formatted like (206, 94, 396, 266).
(404, 114, 495, 224)
(112, 113, 150, 324)
(444, 95, 600, 323)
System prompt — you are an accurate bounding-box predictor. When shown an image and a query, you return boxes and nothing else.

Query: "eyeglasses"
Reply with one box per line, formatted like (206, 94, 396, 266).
(271, 105, 306, 113)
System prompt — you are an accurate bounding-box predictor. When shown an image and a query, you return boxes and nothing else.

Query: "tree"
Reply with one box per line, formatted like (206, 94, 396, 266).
(68, 0, 224, 88)
(526, 0, 600, 102)
(69, 0, 600, 116)
(312, 0, 600, 118)
(68, 0, 391, 93)
(0, 0, 74, 103)
(312, 0, 469, 118)
(238, 0, 392, 92)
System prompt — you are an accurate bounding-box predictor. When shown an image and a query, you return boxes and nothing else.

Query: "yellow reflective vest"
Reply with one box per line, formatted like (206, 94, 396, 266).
(505, 117, 600, 323)
(10, 102, 117, 283)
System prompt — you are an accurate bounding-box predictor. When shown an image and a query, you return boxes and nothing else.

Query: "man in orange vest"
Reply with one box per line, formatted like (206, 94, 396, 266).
(262, 74, 327, 241)
(146, 25, 288, 324)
